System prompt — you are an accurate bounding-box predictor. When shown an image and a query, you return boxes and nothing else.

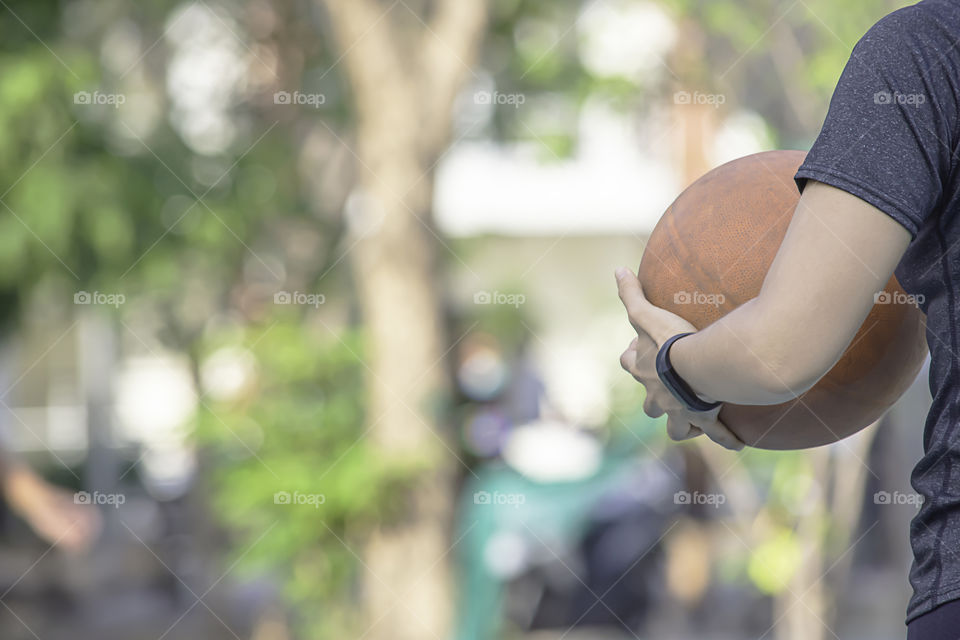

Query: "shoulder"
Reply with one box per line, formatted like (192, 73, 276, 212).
(855, 1, 958, 61)
(841, 0, 959, 117)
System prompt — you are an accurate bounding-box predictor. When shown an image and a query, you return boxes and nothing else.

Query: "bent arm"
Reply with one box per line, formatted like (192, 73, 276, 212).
(669, 180, 911, 405)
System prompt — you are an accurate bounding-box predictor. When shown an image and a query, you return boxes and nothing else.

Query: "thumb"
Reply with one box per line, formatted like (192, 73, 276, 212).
(615, 267, 654, 331)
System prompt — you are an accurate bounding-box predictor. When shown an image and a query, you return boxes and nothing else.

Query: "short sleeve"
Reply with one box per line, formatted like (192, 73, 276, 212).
(794, 5, 959, 238)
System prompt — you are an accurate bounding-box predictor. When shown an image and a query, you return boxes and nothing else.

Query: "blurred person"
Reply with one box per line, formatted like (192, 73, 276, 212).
(455, 330, 545, 458)
(615, 1, 960, 638)
(0, 454, 100, 553)
(0, 338, 100, 553)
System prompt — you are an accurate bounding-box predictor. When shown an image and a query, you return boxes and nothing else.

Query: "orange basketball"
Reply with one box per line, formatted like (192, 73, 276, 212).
(638, 150, 928, 450)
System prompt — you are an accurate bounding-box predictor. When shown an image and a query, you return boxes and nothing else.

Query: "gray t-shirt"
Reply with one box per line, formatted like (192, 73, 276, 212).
(794, 0, 960, 623)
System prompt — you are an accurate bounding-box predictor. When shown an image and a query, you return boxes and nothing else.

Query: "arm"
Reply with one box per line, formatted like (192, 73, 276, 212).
(617, 179, 910, 447)
(673, 179, 910, 403)
(620, 5, 952, 449)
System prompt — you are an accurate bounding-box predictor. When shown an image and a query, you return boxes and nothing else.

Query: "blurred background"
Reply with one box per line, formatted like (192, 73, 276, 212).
(0, 0, 929, 638)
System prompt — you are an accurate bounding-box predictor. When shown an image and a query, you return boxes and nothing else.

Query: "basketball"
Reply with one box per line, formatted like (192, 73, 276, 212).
(638, 150, 928, 450)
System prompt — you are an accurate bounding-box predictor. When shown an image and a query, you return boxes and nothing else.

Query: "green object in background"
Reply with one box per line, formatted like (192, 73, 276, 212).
(195, 322, 419, 639)
(748, 526, 803, 595)
(453, 429, 674, 640)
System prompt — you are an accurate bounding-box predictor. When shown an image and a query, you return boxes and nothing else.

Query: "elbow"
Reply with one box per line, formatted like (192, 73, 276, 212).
(753, 361, 822, 404)
(744, 334, 831, 405)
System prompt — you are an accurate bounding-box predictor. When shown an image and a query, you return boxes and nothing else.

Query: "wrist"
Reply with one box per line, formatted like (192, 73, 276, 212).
(653, 325, 681, 348)
(667, 333, 717, 404)
(695, 390, 718, 404)
(656, 332, 722, 412)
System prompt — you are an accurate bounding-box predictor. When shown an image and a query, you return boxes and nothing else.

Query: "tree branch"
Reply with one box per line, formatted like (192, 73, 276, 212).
(319, 0, 408, 122)
(418, 0, 489, 155)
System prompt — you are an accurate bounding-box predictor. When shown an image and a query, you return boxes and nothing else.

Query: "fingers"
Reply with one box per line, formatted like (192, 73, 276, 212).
(615, 267, 651, 332)
(665, 411, 744, 451)
(620, 338, 656, 382)
(620, 337, 657, 378)
(620, 345, 636, 375)
(666, 414, 700, 440)
(689, 413, 745, 451)
(618, 331, 739, 451)
(643, 395, 665, 418)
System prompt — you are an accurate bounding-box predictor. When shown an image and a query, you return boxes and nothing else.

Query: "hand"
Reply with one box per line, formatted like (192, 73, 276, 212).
(3, 463, 102, 552)
(616, 267, 744, 451)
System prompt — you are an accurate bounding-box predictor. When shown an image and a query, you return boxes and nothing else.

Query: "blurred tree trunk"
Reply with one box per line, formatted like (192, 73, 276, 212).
(778, 449, 828, 640)
(671, 18, 718, 187)
(319, 1, 487, 638)
(777, 427, 877, 640)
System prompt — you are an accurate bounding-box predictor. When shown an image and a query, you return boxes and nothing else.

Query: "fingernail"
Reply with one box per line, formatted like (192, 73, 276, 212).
(615, 267, 630, 280)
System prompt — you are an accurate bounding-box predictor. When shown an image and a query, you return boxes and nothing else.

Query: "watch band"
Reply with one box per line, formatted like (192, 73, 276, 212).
(656, 332, 722, 412)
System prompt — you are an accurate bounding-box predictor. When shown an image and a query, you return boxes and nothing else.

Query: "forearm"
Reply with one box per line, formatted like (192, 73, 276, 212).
(668, 297, 844, 405)
(661, 181, 912, 407)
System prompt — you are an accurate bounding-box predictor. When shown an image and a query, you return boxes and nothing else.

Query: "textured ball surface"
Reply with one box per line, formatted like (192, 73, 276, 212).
(638, 150, 927, 449)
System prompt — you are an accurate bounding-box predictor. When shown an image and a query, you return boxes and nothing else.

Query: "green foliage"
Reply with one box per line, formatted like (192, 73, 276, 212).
(660, 0, 913, 144)
(0, 1, 382, 634)
(482, 0, 914, 154)
(1, 0, 915, 632)
(194, 321, 415, 638)
(747, 526, 803, 594)
(0, 0, 336, 342)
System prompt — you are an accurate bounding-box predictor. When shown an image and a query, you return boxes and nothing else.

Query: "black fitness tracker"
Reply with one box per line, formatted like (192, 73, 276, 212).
(656, 332, 723, 413)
